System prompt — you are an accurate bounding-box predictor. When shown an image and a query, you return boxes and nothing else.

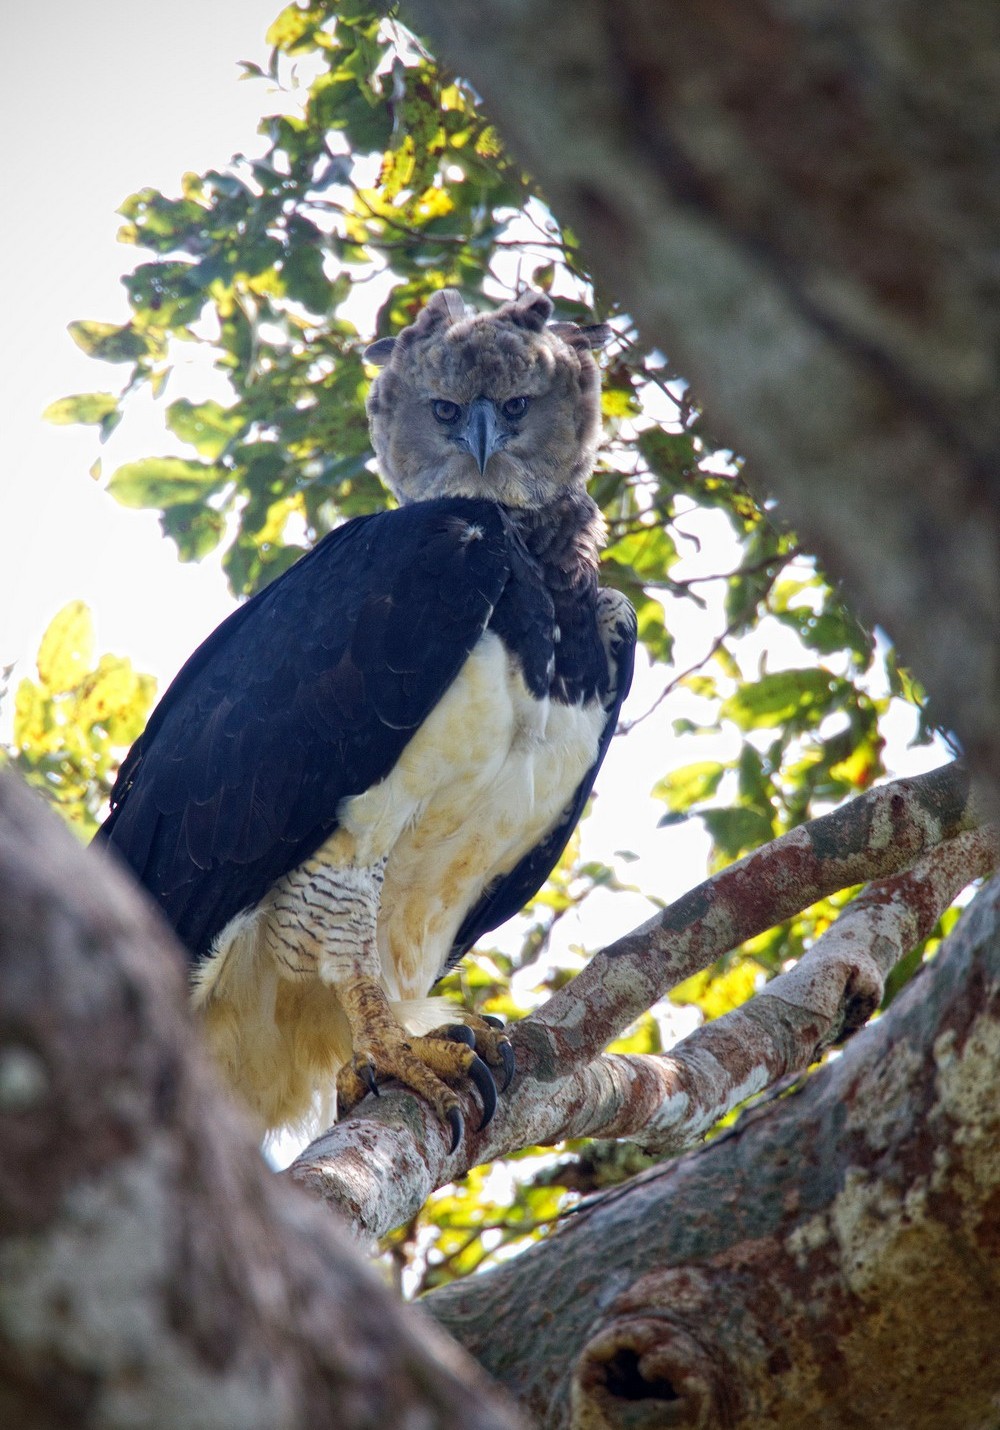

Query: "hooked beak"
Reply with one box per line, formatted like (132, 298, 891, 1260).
(455, 395, 507, 475)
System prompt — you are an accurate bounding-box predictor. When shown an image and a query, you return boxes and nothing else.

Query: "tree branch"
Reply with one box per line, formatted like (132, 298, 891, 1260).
(291, 763, 989, 1236)
(423, 871, 1000, 1427)
(533, 761, 976, 1060)
(631, 822, 998, 1154)
(0, 772, 522, 1430)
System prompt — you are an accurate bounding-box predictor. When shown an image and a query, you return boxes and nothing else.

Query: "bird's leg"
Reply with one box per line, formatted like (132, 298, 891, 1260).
(267, 847, 505, 1148)
(335, 980, 502, 1152)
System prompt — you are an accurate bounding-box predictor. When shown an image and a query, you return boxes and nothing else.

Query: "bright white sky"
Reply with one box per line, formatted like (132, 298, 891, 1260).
(1, 0, 945, 979)
(2, 0, 279, 692)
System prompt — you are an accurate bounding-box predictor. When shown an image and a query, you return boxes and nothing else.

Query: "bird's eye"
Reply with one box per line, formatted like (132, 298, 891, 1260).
(501, 396, 530, 420)
(432, 399, 461, 424)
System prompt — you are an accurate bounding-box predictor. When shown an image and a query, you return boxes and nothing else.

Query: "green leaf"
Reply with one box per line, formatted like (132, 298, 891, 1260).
(652, 761, 726, 814)
(281, 243, 331, 313)
(635, 597, 674, 664)
(721, 669, 835, 731)
(165, 399, 244, 459)
(701, 806, 776, 859)
(737, 744, 770, 804)
(605, 525, 677, 581)
(107, 457, 223, 510)
(159, 502, 227, 562)
(43, 392, 119, 426)
(266, 2, 325, 53)
(68, 320, 149, 363)
(638, 427, 698, 488)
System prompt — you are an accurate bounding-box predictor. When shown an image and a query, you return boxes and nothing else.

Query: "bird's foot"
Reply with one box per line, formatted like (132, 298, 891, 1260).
(335, 978, 511, 1152)
(441, 1012, 516, 1094)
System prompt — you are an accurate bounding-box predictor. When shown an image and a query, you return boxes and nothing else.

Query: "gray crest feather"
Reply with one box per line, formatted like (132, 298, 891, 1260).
(548, 320, 613, 351)
(364, 336, 396, 366)
(365, 289, 469, 367)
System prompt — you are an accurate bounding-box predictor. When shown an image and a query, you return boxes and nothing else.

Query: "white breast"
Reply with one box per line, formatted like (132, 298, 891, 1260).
(337, 630, 606, 999)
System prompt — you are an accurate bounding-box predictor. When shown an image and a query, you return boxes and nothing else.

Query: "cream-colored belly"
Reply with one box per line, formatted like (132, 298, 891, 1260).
(340, 631, 606, 997)
(193, 631, 605, 1132)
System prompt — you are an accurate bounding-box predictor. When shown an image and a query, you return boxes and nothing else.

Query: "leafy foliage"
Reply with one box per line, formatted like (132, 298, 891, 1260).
(4, 604, 155, 839)
(43, 0, 938, 1293)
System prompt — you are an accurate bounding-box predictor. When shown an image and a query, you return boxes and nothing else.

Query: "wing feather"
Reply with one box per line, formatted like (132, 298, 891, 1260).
(96, 499, 512, 958)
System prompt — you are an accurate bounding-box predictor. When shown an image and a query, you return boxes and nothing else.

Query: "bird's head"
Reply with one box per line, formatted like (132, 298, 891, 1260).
(365, 289, 611, 508)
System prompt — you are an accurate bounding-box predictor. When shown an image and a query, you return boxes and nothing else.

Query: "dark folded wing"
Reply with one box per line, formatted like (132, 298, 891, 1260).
(96, 498, 512, 958)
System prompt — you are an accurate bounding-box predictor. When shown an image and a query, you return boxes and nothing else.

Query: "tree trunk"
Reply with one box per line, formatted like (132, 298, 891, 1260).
(423, 872, 1000, 1428)
(0, 771, 522, 1430)
(402, 0, 1000, 812)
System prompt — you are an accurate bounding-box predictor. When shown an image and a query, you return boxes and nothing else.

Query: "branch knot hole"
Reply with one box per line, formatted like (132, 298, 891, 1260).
(842, 951, 886, 1036)
(604, 1346, 681, 1404)
(573, 1315, 725, 1427)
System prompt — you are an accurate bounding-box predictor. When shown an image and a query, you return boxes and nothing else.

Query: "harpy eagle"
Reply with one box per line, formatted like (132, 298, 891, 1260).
(97, 289, 636, 1147)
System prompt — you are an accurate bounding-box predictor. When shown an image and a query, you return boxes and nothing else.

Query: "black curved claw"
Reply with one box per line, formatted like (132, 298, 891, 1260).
(361, 1063, 380, 1099)
(497, 1038, 516, 1093)
(482, 1014, 505, 1029)
(468, 1053, 498, 1131)
(444, 1022, 476, 1046)
(446, 1105, 463, 1154)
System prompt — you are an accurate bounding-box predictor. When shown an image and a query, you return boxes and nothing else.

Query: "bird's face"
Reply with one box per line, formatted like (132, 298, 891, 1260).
(366, 292, 605, 509)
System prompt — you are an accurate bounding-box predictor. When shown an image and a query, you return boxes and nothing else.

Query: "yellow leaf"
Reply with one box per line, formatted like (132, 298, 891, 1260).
(76, 655, 152, 738)
(36, 601, 94, 693)
(607, 1013, 661, 1055)
(266, 2, 319, 50)
(601, 388, 638, 419)
(415, 186, 455, 220)
(475, 126, 503, 159)
(828, 743, 880, 789)
(672, 958, 765, 1020)
(13, 678, 47, 749)
(378, 137, 416, 200)
(255, 493, 304, 548)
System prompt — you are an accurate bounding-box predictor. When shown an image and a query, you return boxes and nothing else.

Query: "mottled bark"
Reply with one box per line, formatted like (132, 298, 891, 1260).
(424, 872, 1000, 1428)
(402, 0, 1000, 812)
(292, 764, 993, 1236)
(0, 772, 522, 1430)
(535, 761, 978, 1060)
(4, 746, 988, 1427)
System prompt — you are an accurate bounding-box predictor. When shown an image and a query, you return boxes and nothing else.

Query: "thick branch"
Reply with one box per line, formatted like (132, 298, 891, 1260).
(424, 873, 1000, 1428)
(291, 764, 986, 1235)
(534, 760, 975, 1060)
(633, 822, 998, 1153)
(402, 0, 1000, 811)
(0, 772, 522, 1430)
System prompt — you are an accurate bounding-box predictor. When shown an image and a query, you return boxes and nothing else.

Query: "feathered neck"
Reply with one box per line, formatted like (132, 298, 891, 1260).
(504, 488, 605, 588)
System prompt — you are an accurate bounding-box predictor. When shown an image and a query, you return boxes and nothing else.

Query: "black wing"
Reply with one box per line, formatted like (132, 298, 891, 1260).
(97, 498, 512, 958)
(444, 592, 637, 971)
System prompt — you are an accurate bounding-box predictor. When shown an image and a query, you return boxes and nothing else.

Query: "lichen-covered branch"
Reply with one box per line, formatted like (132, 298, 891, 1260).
(631, 822, 998, 1154)
(291, 764, 990, 1236)
(0, 771, 522, 1430)
(534, 760, 976, 1061)
(424, 872, 1000, 1428)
